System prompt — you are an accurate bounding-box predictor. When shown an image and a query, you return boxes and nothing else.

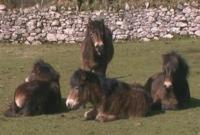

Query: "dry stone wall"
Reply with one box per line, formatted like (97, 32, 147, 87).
(0, 4, 200, 45)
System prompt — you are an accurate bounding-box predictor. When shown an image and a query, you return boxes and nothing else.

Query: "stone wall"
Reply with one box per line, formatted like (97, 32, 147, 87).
(0, 4, 200, 45)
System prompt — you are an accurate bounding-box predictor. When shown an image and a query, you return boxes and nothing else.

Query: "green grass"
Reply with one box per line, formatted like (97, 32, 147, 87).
(0, 38, 200, 135)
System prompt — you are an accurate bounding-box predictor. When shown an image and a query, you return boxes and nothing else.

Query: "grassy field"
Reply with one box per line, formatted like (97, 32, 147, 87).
(0, 38, 200, 135)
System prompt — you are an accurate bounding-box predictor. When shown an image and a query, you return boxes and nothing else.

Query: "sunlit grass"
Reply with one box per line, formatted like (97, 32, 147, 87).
(0, 38, 200, 135)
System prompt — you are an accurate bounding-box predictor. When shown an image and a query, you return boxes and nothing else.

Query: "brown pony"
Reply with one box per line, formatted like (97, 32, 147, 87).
(81, 18, 114, 76)
(25, 59, 60, 84)
(4, 60, 61, 117)
(66, 69, 152, 122)
(145, 51, 190, 110)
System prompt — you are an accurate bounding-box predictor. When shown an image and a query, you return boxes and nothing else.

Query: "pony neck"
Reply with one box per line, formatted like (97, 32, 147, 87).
(85, 34, 95, 50)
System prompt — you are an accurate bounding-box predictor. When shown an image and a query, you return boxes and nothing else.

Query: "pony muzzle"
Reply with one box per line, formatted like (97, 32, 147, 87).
(25, 77, 30, 82)
(163, 81, 172, 89)
(95, 43, 104, 55)
(66, 98, 79, 109)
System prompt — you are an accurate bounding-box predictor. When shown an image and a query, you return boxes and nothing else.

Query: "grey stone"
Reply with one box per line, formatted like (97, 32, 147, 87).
(195, 30, 200, 37)
(176, 22, 187, 28)
(51, 20, 60, 26)
(163, 34, 173, 39)
(57, 34, 66, 41)
(148, 16, 155, 22)
(171, 27, 180, 33)
(141, 38, 150, 42)
(27, 20, 37, 31)
(180, 31, 188, 35)
(32, 41, 42, 45)
(151, 27, 158, 33)
(64, 28, 74, 35)
(153, 37, 159, 40)
(116, 21, 123, 26)
(27, 36, 35, 42)
(0, 4, 6, 10)
(47, 33, 57, 42)
(183, 7, 191, 14)
(0, 33, 4, 40)
(49, 6, 57, 11)
(194, 16, 200, 23)
(0, 10, 6, 14)
(177, 4, 183, 10)
(25, 40, 31, 45)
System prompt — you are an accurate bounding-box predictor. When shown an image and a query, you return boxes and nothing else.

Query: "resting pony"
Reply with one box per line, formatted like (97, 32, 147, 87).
(145, 51, 190, 110)
(25, 59, 60, 83)
(81, 18, 114, 76)
(4, 60, 61, 117)
(66, 69, 152, 122)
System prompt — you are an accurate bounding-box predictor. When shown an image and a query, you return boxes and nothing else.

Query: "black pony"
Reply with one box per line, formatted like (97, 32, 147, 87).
(4, 60, 61, 117)
(81, 18, 114, 76)
(145, 51, 190, 110)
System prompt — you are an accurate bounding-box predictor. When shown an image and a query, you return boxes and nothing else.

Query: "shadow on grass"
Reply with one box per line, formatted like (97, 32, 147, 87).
(185, 97, 200, 109)
(147, 97, 200, 117)
(58, 98, 69, 113)
(113, 74, 133, 79)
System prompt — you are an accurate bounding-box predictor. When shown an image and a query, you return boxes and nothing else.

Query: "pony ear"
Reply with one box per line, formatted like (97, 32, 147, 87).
(78, 68, 87, 81)
(88, 18, 92, 24)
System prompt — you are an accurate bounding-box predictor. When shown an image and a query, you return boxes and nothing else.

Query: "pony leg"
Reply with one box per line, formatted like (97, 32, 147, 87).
(84, 108, 97, 120)
(4, 102, 20, 117)
(95, 112, 117, 122)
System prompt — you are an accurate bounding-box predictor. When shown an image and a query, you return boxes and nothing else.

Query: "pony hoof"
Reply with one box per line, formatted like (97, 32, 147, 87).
(84, 111, 90, 120)
(84, 111, 95, 120)
(95, 114, 105, 122)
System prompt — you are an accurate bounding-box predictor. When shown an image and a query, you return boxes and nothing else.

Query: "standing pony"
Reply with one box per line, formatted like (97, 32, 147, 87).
(4, 60, 61, 117)
(81, 18, 114, 76)
(145, 51, 190, 110)
(66, 69, 152, 122)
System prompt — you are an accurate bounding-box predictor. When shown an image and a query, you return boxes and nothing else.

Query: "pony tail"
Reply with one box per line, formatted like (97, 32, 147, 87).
(178, 55, 190, 78)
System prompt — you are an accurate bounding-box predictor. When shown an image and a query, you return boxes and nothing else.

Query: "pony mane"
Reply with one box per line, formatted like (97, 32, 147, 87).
(33, 59, 60, 81)
(85, 19, 105, 37)
(70, 69, 130, 97)
(70, 69, 100, 87)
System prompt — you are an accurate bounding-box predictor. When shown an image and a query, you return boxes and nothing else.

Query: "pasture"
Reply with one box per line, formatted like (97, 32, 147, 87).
(0, 38, 200, 135)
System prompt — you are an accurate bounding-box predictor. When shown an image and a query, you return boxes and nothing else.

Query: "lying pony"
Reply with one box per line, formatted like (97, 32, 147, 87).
(66, 69, 152, 122)
(4, 60, 61, 117)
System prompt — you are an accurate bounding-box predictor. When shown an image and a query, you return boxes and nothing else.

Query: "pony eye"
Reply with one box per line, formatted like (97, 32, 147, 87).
(74, 84, 85, 91)
(80, 84, 85, 88)
(90, 32, 93, 36)
(74, 86, 79, 90)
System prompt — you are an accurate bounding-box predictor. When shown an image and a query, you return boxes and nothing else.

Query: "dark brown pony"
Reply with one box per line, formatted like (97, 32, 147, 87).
(25, 59, 60, 84)
(66, 69, 152, 122)
(81, 18, 114, 76)
(145, 51, 190, 110)
(4, 60, 61, 117)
